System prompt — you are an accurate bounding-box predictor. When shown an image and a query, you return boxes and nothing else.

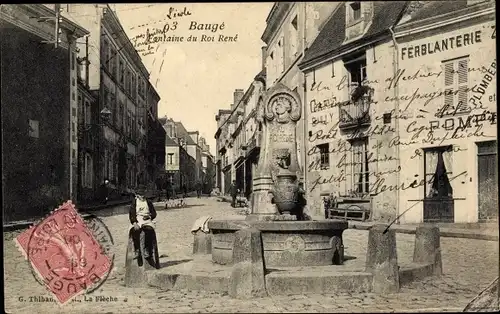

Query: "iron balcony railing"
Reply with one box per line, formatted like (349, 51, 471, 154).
(339, 92, 372, 129)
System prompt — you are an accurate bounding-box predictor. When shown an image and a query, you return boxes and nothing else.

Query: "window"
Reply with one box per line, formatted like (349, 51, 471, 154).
(109, 46, 117, 77)
(102, 87, 109, 109)
(84, 101, 91, 125)
(118, 102, 124, 130)
(127, 111, 132, 138)
(345, 54, 367, 91)
(126, 68, 131, 94)
(78, 94, 83, 118)
(167, 153, 174, 165)
(110, 92, 116, 124)
(351, 138, 369, 194)
(350, 2, 362, 20)
(29, 119, 39, 138)
(317, 143, 330, 169)
(83, 153, 93, 188)
(138, 78, 143, 97)
(71, 52, 75, 71)
(102, 39, 109, 68)
(424, 146, 453, 199)
(443, 57, 469, 109)
(131, 74, 136, 99)
(119, 59, 124, 85)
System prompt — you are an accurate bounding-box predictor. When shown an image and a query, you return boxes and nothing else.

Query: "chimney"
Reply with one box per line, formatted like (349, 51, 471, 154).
(232, 89, 244, 110)
(261, 46, 267, 71)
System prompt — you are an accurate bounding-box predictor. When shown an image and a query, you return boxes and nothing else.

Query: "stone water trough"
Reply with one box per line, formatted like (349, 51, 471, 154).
(124, 84, 443, 297)
(125, 220, 443, 298)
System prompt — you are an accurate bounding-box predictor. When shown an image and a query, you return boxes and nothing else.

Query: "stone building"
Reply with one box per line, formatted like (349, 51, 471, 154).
(77, 71, 98, 203)
(298, 0, 497, 223)
(187, 131, 203, 184)
(199, 137, 216, 193)
(1, 4, 88, 222)
(214, 90, 245, 195)
(61, 4, 163, 193)
(262, 2, 342, 186)
(214, 109, 232, 193)
(226, 70, 267, 200)
(162, 118, 201, 192)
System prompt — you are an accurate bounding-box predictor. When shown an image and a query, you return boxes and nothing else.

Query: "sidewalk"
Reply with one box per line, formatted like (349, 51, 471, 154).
(3, 192, 204, 232)
(348, 221, 499, 241)
(3, 198, 132, 232)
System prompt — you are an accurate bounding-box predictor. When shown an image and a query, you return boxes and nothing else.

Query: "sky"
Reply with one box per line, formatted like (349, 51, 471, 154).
(114, 3, 274, 156)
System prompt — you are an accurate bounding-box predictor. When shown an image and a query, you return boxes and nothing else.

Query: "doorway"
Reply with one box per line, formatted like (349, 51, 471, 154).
(477, 140, 498, 221)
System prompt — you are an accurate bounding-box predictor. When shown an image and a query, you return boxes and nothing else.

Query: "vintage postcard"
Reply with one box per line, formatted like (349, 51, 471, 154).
(2, 2, 498, 313)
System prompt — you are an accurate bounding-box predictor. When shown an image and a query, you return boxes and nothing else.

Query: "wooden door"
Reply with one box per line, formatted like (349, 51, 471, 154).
(477, 141, 498, 221)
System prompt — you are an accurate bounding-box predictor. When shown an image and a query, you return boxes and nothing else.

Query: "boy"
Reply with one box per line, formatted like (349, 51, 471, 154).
(129, 192, 157, 260)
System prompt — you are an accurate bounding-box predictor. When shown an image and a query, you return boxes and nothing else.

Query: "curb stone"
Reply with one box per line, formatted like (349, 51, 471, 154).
(348, 221, 498, 241)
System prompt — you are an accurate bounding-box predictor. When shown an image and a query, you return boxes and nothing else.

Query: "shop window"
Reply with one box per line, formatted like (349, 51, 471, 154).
(424, 146, 453, 199)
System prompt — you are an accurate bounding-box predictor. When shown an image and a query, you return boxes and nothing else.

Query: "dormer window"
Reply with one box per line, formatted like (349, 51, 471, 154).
(350, 2, 361, 20)
(345, 1, 372, 42)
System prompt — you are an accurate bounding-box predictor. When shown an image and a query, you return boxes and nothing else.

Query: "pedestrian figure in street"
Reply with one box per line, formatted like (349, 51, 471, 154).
(295, 181, 309, 220)
(129, 192, 158, 267)
(196, 180, 202, 198)
(155, 176, 163, 202)
(182, 184, 187, 198)
(100, 179, 110, 204)
(166, 180, 172, 201)
(230, 180, 239, 208)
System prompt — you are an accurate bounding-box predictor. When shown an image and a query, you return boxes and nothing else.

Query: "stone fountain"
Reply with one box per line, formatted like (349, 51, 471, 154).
(209, 83, 348, 268)
(127, 83, 444, 300)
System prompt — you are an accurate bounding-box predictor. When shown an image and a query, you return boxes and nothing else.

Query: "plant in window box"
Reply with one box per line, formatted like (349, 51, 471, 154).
(350, 85, 374, 103)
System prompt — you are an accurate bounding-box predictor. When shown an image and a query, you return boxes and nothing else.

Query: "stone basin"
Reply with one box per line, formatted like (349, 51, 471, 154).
(208, 219, 348, 267)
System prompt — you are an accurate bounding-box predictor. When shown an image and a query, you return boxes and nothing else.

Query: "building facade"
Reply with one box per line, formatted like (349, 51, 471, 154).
(393, 0, 497, 223)
(62, 4, 163, 195)
(214, 90, 245, 195)
(262, 2, 342, 187)
(298, 0, 497, 223)
(77, 77, 98, 203)
(162, 117, 202, 192)
(199, 137, 216, 193)
(1, 4, 88, 222)
(214, 109, 232, 193)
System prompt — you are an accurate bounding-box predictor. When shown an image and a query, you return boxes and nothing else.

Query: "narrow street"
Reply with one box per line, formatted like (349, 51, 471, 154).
(4, 197, 499, 313)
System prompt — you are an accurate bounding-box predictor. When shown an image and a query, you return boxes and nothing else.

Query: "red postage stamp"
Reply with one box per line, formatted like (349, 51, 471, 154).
(15, 201, 113, 305)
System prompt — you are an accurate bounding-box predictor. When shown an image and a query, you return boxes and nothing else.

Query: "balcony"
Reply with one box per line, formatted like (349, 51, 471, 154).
(338, 85, 373, 130)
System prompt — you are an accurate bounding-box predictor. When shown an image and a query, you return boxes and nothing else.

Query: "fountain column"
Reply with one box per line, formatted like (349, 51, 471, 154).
(248, 83, 302, 221)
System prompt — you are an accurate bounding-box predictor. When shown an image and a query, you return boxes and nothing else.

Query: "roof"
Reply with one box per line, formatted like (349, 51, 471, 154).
(402, 1, 467, 24)
(300, 2, 408, 68)
(165, 135, 178, 146)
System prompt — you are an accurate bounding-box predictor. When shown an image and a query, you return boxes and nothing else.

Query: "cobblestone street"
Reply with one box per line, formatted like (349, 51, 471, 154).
(4, 197, 499, 313)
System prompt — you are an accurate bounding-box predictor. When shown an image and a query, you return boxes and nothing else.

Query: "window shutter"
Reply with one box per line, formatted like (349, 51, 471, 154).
(457, 59, 468, 108)
(444, 62, 455, 107)
(457, 59, 468, 85)
(444, 63, 454, 87)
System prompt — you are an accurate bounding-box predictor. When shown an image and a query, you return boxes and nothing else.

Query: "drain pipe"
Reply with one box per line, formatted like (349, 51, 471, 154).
(389, 26, 401, 224)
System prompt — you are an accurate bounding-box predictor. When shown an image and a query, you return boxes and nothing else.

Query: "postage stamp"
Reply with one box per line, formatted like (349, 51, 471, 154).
(14, 201, 114, 305)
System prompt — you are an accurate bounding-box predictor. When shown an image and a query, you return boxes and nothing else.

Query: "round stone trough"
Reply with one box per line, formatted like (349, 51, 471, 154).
(208, 219, 348, 267)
